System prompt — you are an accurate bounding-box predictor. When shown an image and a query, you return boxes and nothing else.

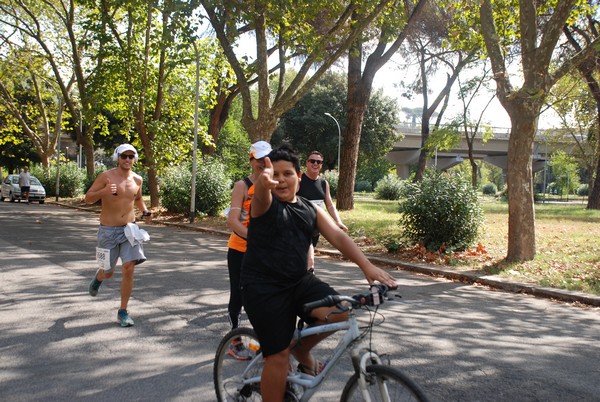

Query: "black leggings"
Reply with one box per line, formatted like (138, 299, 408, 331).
(227, 248, 244, 329)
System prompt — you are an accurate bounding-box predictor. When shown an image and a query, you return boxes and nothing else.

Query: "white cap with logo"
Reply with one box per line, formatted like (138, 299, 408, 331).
(112, 144, 139, 162)
(250, 141, 272, 159)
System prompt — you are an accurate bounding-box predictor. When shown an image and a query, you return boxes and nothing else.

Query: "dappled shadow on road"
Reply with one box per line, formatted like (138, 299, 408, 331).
(2, 202, 599, 401)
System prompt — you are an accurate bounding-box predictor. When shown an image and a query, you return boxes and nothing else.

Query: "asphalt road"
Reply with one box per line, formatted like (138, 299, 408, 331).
(1, 201, 599, 401)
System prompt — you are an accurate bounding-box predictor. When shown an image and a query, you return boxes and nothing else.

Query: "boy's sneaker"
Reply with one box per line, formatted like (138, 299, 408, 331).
(89, 278, 102, 296)
(117, 309, 134, 327)
(228, 339, 252, 360)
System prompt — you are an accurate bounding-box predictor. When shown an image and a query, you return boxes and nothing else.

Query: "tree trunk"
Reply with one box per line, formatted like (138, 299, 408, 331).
(414, 118, 429, 182)
(505, 111, 538, 261)
(587, 115, 600, 209)
(204, 88, 237, 155)
(135, 116, 159, 208)
(337, 40, 368, 211)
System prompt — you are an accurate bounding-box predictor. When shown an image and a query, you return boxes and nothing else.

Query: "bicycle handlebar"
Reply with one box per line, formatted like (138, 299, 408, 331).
(303, 284, 397, 313)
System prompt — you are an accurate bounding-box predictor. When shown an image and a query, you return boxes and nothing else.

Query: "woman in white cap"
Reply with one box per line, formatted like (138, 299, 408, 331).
(85, 143, 152, 327)
(225, 140, 271, 359)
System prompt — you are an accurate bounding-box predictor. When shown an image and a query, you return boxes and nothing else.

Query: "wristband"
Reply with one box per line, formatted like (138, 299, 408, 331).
(142, 211, 152, 217)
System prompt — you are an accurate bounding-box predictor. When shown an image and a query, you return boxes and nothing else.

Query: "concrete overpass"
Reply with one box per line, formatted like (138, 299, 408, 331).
(385, 123, 580, 179)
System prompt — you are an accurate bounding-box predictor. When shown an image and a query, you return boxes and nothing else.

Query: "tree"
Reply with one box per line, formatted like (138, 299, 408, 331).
(337, 0, 428, 210)
(551, 150, 581, 196)
(89, 0, 212, 207)
(273, 72, 399, 183)
(199, 0, 394, 144)
(0, 0, 98, 176)
(562, 9, 600, 209)
(401, 1, 479, 183)
(455, 63, 496, 188)
(546, 73, 597, 203)
(479, 0, 598, 261)
(0, 48, 65, 168)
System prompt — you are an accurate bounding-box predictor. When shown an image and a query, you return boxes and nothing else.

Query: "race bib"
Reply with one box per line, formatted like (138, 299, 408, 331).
(96, 247, 111, 271)
(310, 199, 325, 209)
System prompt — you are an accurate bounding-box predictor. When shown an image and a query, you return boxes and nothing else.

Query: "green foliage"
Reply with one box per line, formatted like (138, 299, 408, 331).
(577, 184, 589, 196)
(83, 166, 107, 194)
(273, 73, 399, 173)
(550, 151, 581, 195)
(374, 174, 404, 200)
(159, 167, 191, 214)
(399, 169, 483, 251)
(215, 100, 252, 182)
(30, 163, 86, 198)
(482, 182, 498, 195)
(195, 157, 232, 216)
(355, 157, 395, 189)
(322, 170, 338, 198)
(354, 180, 373, 193)
(159, 157, 231, 216)
(424, 125, 461, 155)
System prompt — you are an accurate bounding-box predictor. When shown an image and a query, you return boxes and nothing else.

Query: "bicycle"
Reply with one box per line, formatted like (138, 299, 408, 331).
(213, 284, 429, 401)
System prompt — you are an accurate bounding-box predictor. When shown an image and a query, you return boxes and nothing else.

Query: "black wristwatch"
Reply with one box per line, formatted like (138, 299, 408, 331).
(142, 210, 152, 217)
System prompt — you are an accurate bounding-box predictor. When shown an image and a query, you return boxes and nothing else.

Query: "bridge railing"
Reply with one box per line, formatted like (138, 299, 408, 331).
(395, 123, 582, 141)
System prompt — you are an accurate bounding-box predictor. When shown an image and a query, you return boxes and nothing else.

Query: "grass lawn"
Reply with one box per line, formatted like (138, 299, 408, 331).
(338, 194, 600, 296)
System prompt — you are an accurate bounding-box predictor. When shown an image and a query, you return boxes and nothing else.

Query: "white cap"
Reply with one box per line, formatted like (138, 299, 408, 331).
(249, 141, 272, 159)
(112, 144, 139, 162)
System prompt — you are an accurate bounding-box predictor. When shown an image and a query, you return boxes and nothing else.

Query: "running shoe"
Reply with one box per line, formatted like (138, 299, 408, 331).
(89, 278, 102, 297)
(117, 309, 134, 327)
(228, 339, 252, 360)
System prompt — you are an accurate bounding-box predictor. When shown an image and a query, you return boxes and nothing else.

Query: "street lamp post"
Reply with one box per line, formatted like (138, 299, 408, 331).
(189, 40, 200, 223)
(324, 113, 341, 170)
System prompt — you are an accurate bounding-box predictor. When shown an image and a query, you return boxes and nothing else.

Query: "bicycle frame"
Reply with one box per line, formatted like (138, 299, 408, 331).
(238, 306, 382, 401)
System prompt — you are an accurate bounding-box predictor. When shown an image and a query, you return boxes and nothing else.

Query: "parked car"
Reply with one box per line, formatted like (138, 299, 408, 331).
(1, 174, 46, 204)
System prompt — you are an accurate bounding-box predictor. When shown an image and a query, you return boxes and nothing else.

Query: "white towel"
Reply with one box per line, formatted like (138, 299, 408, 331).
(124, 222, 150, 246)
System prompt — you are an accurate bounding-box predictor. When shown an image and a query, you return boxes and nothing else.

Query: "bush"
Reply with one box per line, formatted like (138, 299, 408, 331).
(322, 170, 339, 198)
(83, 165, 107, 194)
(481, 182, 497, 196)
(30, 163, 86, 198)
(195, 156, 232, 216)
(399, 169, 483, 251)
(354, 180, 373, 193)
(159, 156, 231, 216)
(577, 184, 589, 196)
(374, 174, 404, 200)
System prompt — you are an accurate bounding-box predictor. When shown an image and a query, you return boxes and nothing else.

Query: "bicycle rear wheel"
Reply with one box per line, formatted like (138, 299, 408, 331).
(340, 364, 429, 402)
(214, 327, 263, 401)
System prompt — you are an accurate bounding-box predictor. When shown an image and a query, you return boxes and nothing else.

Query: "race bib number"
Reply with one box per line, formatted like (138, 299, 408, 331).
(96, 247, 111, 271)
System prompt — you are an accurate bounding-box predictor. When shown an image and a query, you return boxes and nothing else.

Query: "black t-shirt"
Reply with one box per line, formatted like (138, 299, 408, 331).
(297, 175, 327, 204)
(241, 196, 317, 286)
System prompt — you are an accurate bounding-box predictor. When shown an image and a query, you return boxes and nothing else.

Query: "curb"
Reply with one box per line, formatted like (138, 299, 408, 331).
(316, 249, 600, 307)
(49, 201, 600, 307)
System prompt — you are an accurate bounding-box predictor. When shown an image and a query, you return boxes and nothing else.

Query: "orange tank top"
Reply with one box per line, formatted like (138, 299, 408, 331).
(227, 179, 254, 252)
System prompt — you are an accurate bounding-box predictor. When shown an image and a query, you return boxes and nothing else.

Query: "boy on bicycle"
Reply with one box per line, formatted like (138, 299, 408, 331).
(241, 145, 397, 402)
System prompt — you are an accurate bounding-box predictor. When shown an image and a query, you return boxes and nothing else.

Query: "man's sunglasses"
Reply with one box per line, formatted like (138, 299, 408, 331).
(119, 154, 136, 160)
(308, 159, 323, 165)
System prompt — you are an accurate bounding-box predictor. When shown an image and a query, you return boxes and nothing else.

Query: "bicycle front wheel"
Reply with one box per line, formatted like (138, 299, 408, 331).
(340, 364, 429, 402)
(214, 327, 263, 401)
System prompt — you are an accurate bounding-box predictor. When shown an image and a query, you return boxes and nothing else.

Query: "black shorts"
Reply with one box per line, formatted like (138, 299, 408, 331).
(242, 274, 338, 357)
(20, 186, 30, 193)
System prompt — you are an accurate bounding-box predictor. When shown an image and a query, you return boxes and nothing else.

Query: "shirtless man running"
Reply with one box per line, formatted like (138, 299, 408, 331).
(85, 144, 152, 327)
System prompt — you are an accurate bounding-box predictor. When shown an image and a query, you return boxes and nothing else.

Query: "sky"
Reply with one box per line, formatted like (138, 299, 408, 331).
(372, 58, 562, 130)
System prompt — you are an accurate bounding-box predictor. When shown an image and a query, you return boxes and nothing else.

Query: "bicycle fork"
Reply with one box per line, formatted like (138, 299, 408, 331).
(350, 342, 389, 402)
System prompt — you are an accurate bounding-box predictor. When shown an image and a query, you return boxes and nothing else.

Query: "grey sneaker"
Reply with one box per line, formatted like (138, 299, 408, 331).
(89, 278, 102, 296)
(117, 309, 134, 327)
